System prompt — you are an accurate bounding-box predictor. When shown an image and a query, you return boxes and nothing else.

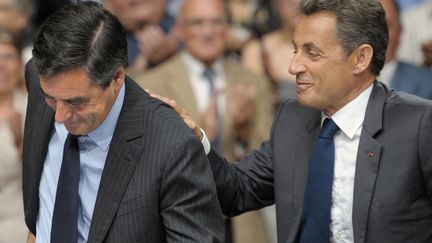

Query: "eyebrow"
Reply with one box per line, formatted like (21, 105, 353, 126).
(40, 88, 89, 104)
(303, 42, 323, 53)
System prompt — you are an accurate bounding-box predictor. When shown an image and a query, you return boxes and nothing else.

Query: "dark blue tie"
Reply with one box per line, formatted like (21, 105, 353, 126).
(51, 133, 80, 243)
(300, 118, 340, 243)
(203, 68, 223, 152)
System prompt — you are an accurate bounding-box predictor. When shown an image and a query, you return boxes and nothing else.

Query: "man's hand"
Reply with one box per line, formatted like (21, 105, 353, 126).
(27, 231, 35, 243)
(200, 93, 220, 142)
(421, 40, 432, 67)
(6, 110, 23, 152)
(147, 90, 203, 141)
(128, 25, 177, 74)
(227, 84, 257, 143)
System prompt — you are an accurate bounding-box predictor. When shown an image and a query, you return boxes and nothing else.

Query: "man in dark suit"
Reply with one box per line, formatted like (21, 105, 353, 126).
(22, 2, 224, 243)
(154, 0, 432, 242)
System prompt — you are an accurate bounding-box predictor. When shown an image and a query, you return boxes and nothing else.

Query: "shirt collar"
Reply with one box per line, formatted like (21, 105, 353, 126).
(180, 50, 223, 77)
(55, 82, 125, 151)
(323, 84, 373, 139)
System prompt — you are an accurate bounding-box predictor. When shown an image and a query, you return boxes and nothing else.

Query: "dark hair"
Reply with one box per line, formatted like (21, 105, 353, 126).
(32, 2, 128, 89)
(299, 0, 388, 75)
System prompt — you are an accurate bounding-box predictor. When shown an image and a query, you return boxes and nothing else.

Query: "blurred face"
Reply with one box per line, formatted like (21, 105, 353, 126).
(0, 42, 22, 95)
(105, 0, 166, 31)
(178, 0, 227, 65)
(0, 0, 28, 34)
(380, 0, 401, 63)
(273, 0, 301, 30)
(40, 68, 124, 135)
(289, 12, 359, 116)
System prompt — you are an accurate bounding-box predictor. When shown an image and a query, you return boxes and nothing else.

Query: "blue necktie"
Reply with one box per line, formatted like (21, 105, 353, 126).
(203, 68, 222, 152)
(300, 118, 340, 243)
(51, 133, 80, 243)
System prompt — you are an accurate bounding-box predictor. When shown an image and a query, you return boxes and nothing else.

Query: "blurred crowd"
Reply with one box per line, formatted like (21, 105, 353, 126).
(0, 0, 431, 242)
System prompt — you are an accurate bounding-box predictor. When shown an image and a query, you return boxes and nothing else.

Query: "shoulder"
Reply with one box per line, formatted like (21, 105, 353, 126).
(384, 88, 432, 116)
(224, 58, 268, 83)
(24, 59, 41, 93)
(134, 54, 183, 86)
(397, 62, 432, 80)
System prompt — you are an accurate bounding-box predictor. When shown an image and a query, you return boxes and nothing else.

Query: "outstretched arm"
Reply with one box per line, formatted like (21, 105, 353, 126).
(148, 90, 275, 215)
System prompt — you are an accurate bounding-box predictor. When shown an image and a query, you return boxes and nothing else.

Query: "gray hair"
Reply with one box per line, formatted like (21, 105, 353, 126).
(299, 0, 388, 75)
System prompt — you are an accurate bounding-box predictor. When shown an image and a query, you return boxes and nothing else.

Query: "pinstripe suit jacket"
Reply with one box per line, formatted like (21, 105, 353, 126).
(208, 82, 432, 243)
(22, 60, 224, 242)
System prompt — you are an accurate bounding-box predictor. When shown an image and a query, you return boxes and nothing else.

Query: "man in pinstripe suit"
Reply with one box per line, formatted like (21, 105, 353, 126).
(22, 2, 224, 243)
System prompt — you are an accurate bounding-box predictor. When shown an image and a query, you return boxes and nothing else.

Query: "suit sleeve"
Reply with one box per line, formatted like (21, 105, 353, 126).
(418, 106, 432, 200)
(22, 59, 42, 234)
(205, 100, 290, 216)
(159, 132, 225, 243)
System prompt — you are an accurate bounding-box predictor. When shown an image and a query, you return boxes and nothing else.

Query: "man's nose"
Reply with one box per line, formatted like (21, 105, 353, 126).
(54, 102, 72, 123)
(289, 51, 306, 76)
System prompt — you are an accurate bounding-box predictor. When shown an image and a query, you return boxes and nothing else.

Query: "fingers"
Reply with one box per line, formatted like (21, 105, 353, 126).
(135, 25, 176, 64)
(146, 89, 203, 139)
(227, 84, 257, 127)
(146, 89, 184, 114)
(26, 231, 36, 243)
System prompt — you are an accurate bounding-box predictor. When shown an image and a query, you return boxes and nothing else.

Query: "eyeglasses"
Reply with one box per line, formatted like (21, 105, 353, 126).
(182, 17, 227, 30)
(0, 53, 19, 62)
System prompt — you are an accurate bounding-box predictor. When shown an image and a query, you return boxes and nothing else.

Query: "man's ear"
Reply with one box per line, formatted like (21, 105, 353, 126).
(111, 66, 125, 90)
(351, 44, 373, 75)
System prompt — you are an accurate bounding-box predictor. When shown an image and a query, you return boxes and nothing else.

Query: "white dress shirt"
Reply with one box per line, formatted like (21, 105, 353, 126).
(202, 84, 374, 243)
(328, 84, 372, 242)
(180, 51, 226, 115)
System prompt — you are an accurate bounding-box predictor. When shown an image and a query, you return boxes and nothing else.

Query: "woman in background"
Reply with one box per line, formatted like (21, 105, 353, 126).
(0, 28, 27, 243)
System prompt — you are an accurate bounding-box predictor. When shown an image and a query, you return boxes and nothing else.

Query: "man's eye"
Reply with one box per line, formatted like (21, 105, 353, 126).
(307, 51, 321, 59)
(67, 99, 86, 107)
(45, 96, 56, 105)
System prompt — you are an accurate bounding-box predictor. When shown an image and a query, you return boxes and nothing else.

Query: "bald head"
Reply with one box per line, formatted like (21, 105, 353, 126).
(179, 0, 225, 20)
(177, 0, 228, 65)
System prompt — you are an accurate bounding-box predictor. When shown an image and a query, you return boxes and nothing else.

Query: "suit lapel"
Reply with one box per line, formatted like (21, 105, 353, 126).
(27, 96, 54, 232)
(87, 78, 145, 243)
(352, 82, 386, 243)
(289, 111, 321, 242)
(166, 55, 200, 121)
(293, 110, 321, 206)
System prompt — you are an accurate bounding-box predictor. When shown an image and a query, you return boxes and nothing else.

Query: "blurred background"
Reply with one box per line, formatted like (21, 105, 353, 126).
(0, 0, 431, 242)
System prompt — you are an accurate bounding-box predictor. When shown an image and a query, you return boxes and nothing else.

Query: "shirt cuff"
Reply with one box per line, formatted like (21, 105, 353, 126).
(200, 128, 211, 155)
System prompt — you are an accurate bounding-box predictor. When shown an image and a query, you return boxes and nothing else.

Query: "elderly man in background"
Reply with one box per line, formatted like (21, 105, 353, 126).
(136, 0, 274, 242)
(155, 0, 432, 242)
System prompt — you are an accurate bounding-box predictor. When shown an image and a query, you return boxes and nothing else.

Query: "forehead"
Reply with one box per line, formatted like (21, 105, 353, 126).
(181, 0, 225, 18)
(0, 0, 12, 7)
(293, 12, 339, 47)
(40, 68, 94, 96)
